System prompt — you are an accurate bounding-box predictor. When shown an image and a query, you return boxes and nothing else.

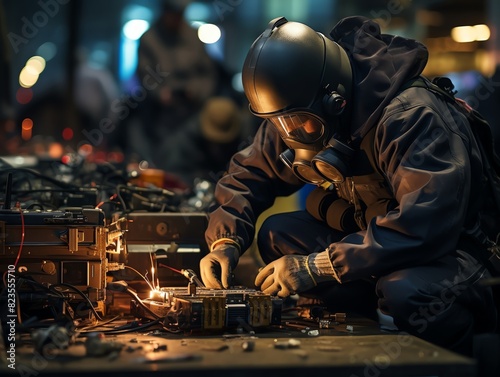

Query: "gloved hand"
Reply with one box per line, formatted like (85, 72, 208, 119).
(254, 254, 317, 297)
(200, 244, 239, 288)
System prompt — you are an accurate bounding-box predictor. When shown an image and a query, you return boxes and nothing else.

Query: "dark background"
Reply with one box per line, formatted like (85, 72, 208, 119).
(0, 0, 498, 159)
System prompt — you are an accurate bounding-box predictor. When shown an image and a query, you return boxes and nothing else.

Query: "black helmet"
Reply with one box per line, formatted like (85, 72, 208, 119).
(242, 17, 352, 120)
(242, 17, 355, 186)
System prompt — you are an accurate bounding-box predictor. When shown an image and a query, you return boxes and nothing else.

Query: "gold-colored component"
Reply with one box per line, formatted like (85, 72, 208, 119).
(203, 297, 226, 329)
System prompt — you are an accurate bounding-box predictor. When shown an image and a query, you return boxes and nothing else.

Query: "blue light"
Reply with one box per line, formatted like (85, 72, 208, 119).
(119, 5, 154, 84)
(184, 2, 212, 22)
(118, 37, 139, 83)
(123, 19, 150, 41)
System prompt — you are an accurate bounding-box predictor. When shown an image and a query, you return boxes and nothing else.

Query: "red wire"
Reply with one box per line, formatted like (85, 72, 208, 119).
(13, 204, 24, 269)
(158, 263, 182, 275)
(96, 193, 118, 209)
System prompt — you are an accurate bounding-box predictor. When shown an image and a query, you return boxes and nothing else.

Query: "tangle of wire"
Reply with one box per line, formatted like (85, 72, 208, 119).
(49, 283, 104, 321)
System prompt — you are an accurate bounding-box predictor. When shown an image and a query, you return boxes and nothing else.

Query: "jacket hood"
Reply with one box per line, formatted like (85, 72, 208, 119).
(330, 16, 428, 143)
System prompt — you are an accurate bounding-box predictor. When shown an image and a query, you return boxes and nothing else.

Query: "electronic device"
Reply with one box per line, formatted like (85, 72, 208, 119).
(131, 286, 283, 331)
(0, 207, 108, 317)
(122, 212, 209, 287)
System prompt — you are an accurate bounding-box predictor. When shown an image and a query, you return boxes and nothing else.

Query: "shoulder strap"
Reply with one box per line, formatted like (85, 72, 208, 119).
(400, 76, 456, 102)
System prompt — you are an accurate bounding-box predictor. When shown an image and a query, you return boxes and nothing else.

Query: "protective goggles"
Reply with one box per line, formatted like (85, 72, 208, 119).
(268, 111, 325, 144)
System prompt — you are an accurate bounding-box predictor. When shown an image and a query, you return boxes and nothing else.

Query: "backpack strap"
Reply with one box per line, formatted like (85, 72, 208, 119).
(400, 76, 456, 102)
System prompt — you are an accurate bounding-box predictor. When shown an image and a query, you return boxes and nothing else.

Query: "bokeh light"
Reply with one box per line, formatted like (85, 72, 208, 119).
(198, 23, 221, 44)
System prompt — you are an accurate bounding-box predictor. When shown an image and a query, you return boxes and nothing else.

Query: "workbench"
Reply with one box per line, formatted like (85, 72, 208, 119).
(0, 314, 476, 377)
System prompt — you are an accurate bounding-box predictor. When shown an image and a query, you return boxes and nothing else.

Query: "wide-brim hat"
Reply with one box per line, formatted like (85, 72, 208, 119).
(200, 97, 242, 144)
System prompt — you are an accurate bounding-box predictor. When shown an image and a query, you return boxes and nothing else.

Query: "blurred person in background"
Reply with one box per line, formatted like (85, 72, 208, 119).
(120, 0, 240, 170)
(136, 0, 218, 125)
(157, 96, 252, 188)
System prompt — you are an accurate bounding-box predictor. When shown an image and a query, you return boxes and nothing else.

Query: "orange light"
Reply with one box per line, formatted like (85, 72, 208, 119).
(21, 118, 33, 130)
(48, 142, 63, 158)
(78, 143, 93, 156)
(21, 118, 33, 140)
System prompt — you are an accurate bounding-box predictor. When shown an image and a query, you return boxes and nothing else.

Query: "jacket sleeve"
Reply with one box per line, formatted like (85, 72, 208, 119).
(327, 95, 473, 282)
(205, 120, 304, 252)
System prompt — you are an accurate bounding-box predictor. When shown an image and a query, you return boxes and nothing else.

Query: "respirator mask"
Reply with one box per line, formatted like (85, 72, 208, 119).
(241, 16, 354, 185)
(266, 91, 354, 185)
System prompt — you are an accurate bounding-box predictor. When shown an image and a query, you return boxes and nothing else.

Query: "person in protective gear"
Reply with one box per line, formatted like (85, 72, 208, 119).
(199, 16, 498, 355)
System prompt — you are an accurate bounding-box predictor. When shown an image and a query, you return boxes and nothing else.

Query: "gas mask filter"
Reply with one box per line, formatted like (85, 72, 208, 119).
(279, 148, 326, 185)
(311, 136, 355, 183)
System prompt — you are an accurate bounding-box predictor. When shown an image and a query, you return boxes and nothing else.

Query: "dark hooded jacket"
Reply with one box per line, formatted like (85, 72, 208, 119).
(205, 16, 483, 282)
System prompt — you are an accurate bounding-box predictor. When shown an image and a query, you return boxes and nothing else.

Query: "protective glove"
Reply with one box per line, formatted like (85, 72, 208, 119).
(255, 251, 340, 297)
(200, 244, 239, 289)
(254, 254, 318, 297)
